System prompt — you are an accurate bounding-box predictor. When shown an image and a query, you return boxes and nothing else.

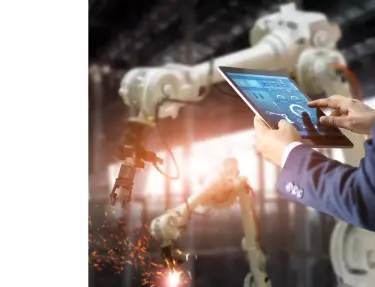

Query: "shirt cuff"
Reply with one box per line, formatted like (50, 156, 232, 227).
(281, 142, 303, 168)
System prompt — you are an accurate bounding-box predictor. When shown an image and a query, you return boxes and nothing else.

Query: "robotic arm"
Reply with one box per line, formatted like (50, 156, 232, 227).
(296, 47, 365, 166)
(330, 222, 375, 287)
(150, 158, 270, 287)
(118, 3, 341, 122)
(110, 3, 344, 207)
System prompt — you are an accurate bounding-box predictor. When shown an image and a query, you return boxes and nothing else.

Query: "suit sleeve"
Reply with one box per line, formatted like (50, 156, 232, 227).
(277, 125, 375, 231)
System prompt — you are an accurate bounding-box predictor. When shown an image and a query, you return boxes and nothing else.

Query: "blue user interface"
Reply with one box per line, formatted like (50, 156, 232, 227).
(227, 72, 334, 136)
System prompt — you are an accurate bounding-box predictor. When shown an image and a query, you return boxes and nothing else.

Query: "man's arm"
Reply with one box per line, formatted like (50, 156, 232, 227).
(277, 126, 375, 231)
(281, 142, 302, 168)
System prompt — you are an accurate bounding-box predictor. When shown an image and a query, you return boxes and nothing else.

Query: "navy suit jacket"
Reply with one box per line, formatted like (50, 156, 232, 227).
(277, 124, 375, 231)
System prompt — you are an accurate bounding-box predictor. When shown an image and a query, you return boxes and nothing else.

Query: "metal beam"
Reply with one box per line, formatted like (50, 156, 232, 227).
(89, 65, 115, 206)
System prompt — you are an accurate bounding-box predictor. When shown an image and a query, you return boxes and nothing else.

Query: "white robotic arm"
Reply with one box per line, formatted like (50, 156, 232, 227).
(296, 47, 365, 166)
(150, 159, 240, 247)
(111, 3, 347, 208)
(150, 185, 235, 246)
(150, 158, 270, 287)
(119, 3, 341, 122)
(330, 222, 375, 287)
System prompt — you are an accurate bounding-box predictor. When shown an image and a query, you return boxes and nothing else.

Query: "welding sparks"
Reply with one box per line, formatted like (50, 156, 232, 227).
(89, 217, 195, 286)
(167, 270, 181, 287)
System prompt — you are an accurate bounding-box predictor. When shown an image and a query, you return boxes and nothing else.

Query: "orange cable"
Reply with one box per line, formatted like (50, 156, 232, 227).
(329, 62, 364, 102)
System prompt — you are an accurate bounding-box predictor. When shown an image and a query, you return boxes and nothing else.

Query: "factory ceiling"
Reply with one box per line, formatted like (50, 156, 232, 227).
(89, 0, 375, 163)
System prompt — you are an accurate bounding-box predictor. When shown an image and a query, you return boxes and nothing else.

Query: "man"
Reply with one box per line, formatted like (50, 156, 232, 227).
(254, 95, 375, 231)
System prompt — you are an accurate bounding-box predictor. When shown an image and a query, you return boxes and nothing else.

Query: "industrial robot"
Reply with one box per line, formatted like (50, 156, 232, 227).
(109, 3, 375, 286)
(150, 157, 269, 286)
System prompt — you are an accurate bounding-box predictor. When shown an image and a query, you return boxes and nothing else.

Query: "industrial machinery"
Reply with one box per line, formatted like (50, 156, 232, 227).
(110, 3, 375, 286)
(330, 222, 375, 287)
(150, 158, 269, 287)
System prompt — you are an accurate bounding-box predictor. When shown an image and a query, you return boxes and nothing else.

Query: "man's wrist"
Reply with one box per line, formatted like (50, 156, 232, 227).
(281, 141, 303, 168)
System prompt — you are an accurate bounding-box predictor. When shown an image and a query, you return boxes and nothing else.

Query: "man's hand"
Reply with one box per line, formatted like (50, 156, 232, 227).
(308, 95, 375, 135)
(253, 116, 301, 166)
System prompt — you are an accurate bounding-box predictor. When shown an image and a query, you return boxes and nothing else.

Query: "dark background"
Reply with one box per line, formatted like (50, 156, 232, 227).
(89, 0, 375, 286)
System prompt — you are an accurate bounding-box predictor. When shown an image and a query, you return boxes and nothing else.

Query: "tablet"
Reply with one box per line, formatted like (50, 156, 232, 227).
(218, 66, 353, 148)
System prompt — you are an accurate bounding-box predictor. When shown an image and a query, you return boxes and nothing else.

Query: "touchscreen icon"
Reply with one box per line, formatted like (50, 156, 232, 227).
(265, 111, 294, 123)
(252, 92, 264, 100)
(276, 94, 287, 101)
(289, 104, 310, 117)
(246, 80, 261, 88)
(290, 95, 301, 101)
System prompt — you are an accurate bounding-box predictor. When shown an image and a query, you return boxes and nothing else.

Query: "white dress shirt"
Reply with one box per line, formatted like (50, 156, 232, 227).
(281, 141, 303, 168)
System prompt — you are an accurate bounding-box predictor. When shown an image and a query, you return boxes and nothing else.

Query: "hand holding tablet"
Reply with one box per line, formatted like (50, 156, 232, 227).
(218, 66, 353, 148)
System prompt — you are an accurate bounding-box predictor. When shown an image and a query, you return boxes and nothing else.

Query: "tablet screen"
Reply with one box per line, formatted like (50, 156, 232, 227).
(225, 72, 342, 137)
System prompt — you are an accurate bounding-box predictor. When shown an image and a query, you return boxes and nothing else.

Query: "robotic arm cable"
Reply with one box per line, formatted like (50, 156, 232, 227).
(329, 63, 363, 102)
(109, 60, 215, 207)
(151, 59, 215, 180)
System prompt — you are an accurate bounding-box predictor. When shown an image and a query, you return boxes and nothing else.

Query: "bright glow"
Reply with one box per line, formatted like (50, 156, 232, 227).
(168, 147, 184, 193)
(107, 129, 280, 198)
(186, 129, 267, 196)
(167, 271, 180, 287)
(143, 151, 166, 197)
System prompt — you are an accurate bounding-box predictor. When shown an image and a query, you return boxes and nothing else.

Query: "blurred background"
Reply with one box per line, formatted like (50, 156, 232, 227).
(89, 0, 375, 286)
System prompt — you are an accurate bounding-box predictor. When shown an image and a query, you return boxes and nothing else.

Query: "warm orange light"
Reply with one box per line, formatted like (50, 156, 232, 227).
(166, 270, 181, 287)
(108, 129, 280, 199)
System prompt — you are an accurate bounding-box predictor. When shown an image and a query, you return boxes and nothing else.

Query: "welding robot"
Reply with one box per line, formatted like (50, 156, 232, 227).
(109, 3, 375, 287)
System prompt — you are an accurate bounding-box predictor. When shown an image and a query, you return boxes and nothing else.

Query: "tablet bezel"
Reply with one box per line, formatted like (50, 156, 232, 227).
(218, 66, 353, 148)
